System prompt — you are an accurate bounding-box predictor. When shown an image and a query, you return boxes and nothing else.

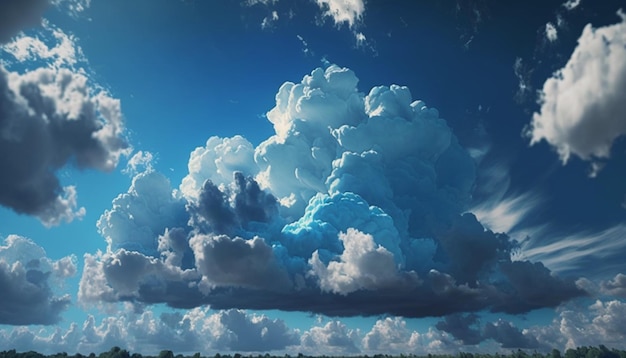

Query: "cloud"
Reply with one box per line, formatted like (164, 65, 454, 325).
(309, 228, 420, 295)
(0, 0, 48, 44)
(524, 299, 626, 350)
(0, 65, 128, 225)
(261, 11, 279, 29)
(212, 309, 299, 352)
(301, 320, 360, 354)
(520, 224, 626, 276)
(180, 135, 256, 201)
(362, 317, 415, 353)
(483, 319, 542, 349)
(315, 0, 365, 29)
(51, 0, 91, 17)
(81, 65, 584, 319)
(527, 12, 626, 169)
(600, 273, 626, 298)
(435, 314, 482, 345)
(124, 150, 154, 175)
(97, 170, 188, 254)
(2, 21, 85, 70)
(0, 235, 75, 325)
(562, 0, 581, 11)
(513, 57, 533, 103)
(0, 308, 298, 355)
(545, 22, 558, 42)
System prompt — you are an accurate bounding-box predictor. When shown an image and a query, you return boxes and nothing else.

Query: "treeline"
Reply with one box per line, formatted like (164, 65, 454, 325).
(1, 345, 626, 358)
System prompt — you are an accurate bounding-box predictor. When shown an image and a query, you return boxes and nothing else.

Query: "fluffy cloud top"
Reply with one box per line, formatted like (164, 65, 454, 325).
(0, 235, 75, 325)
(528, 12, 626, 168)
(315, 0, 365, 29)
(80, 65, 584, 320)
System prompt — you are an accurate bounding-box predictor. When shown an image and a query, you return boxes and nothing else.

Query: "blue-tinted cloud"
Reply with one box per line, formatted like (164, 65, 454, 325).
(80, 65, 584, 319)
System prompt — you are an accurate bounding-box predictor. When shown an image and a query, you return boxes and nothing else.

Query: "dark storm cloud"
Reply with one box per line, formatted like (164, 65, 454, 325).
(0, 66, 128, 225)
(80, 65, 585, 319)
(434, 314, 545, 349)
(0, 235, 74, 325)
(435, 314, 482, 345)
(483, 320, 542, 349)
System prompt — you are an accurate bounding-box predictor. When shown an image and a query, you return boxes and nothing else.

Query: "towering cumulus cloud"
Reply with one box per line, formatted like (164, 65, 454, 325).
(81, 65, 584, 318)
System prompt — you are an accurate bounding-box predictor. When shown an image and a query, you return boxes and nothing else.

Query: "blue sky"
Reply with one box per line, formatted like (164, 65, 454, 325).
(1, 0, 626, 355)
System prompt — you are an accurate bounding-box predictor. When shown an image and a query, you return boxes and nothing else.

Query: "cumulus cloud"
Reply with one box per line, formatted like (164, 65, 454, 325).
(301, 320, 360, 354)
(0, 235, 75, 325)
(181, 135, 256, 201)
(309, 228, 420, 295)
(81, 65, 583, 319)
(0, 308, 298, 355)
(483, 319, 542, 349)
(527, 12, 626, 170)
(362, 317, 416, 353)
(315, 0, 365, 29)
(435, 314, 482, 345)
(600, 273, 626, 298)
(0, 65, 128, 225)
(97, 170, 187, 254)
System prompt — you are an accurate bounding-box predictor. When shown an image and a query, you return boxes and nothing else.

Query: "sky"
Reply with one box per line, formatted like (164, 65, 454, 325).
(1, 0, 626, 355)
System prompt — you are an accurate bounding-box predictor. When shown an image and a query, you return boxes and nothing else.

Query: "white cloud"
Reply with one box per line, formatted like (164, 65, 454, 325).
(315, 0, 365, 29)
(527, 12, 626, 168)
(300, 320, 360, 354)
(362, 317, 414, 353)
(124, 150, 154, 175)
(261, 11, 279, 29)
(309, 228, 419, 295)
(2, 22, 85, 70)
(180, 135, 256, 201)
(545, 22, 558, 42)
(562, 0, 582, 11)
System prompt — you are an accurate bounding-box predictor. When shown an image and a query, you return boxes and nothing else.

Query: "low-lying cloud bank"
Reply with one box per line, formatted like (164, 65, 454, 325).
(80, 65, 585, 318)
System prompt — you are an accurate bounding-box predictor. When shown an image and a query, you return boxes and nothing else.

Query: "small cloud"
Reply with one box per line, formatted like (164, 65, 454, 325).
(562, 0, 581, 11)
(545, 22, 558, 42)
(261, 10, 279, 29)
(513, 57, 533, 103)
(123, 150, 155, 175)
(296, 34, 313, 56)
(314, 0, 365, 29)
